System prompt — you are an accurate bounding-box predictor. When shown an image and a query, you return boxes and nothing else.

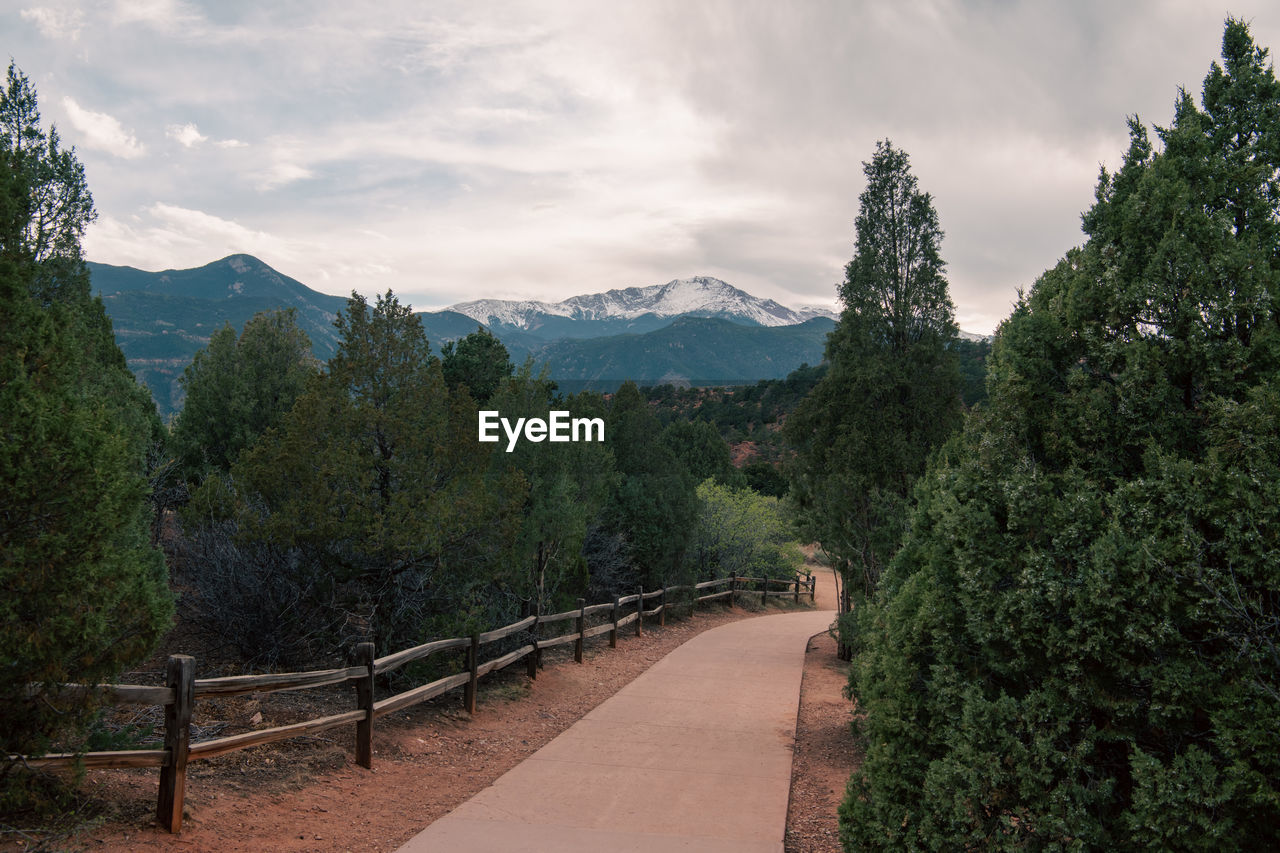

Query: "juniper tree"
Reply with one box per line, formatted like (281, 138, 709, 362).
(170, 309, 316, 479)
(786, 141, 962, 631)
(843, 20, 1280, 849)
(1, 108, 170, 758)
(192, 292, 525, 657)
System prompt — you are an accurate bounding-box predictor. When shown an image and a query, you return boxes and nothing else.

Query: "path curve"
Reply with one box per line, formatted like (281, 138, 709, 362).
(398, 604, 835, 852)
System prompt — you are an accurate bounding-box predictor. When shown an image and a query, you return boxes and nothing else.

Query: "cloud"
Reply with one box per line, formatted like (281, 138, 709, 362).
(166, 122, 207, 147)
(48, 1, 1280, 334)
(256, 162, 314, 190)
(61, 97, 146, 159)
(111, 0, 198, 30)
(84, 204, 302, 271)
(20, 6, 84, 39)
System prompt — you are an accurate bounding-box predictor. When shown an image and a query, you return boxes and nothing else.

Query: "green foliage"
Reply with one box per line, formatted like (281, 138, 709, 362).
(843, 20, 1280, 849)
(441, 326, 513, 403)
(1, 110, 171, 759)
(188, 291, 525, 659)
(0, 61, 94, 305)
(487, 366, 616, 613)
(690, 479, 803, 582)
(742, 459, 788, 497)
(606, 382, 698, 588)
(787, 140, 963, 601)
(661, 419, 744, 488)
(170, 309, 316, 478)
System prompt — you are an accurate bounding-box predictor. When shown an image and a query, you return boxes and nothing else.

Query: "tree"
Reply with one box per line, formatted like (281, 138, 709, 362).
(170, 309, 317, 478)
(191, 292, 525, 658)
(661, 418, 743, 488)
(1, 139, 170, 758)
(842, 20, 1280, 849)
(441, 326, 513, 404)
(785, 140, 962, 623)
(690, 479, 802, 582)
(487, 368, 616, 613)
(0, 62, 95, 305)
(605, 382, 699, 589)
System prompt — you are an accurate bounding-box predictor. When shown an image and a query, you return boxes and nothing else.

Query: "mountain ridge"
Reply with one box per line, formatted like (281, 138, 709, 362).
(89, 254, 842, 417)
(450, 275, 837, 338)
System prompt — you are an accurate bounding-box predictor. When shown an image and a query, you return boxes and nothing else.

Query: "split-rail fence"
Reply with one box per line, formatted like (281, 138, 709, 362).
(8, 571, 816, 833)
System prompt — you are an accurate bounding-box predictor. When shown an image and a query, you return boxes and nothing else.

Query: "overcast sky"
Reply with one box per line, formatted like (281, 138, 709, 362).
(7, 1, 1278, 333)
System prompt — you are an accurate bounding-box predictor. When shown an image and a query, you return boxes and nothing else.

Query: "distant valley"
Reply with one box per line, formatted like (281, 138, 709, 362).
(91, 254, 840, 416)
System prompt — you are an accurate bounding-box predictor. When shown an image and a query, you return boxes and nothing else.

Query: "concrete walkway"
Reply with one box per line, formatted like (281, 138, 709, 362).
(397, 606, 835, 852)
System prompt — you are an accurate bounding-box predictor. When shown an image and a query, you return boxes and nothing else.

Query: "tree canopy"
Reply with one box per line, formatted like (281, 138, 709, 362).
(1, 74, 170, 760)
(842, 19, 1280, 849)
(786, 140, 962, 618)
(188, 292, 525, 657)
(170, 308, 316, 478)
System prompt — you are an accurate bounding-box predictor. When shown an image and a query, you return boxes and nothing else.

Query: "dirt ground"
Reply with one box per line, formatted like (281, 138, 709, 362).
(4, 567, 858, 853)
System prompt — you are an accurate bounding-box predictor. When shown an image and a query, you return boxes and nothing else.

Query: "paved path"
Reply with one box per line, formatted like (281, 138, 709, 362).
(397, 606, 835, 852)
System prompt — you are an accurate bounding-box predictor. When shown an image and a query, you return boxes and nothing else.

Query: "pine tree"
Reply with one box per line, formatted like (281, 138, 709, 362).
(843, 20, 1280, 849)
(487, 365, 616, 614)
(1, 127, 170, 757)
(786, 140, 962, 624)
(441, 326, 513, 404)
(170, 309, 316, 478)
(197, 292, 525, 656)
(606, 382, 698, 589)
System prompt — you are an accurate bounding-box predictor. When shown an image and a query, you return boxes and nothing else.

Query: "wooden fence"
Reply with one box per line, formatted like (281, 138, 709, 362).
(7, 572, 815, 833)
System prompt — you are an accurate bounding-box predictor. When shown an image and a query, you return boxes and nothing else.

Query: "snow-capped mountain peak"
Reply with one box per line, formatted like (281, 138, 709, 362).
(449, 276, 814, 331)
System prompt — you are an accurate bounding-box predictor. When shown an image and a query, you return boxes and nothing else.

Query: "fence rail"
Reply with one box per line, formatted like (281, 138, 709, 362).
(7, 571, 815, 833)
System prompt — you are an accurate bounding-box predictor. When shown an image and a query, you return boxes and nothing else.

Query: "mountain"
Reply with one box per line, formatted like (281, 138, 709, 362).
(90, 255, 840, 417)
(450, 276, 829, 339)
(90, 255, 482, 416)
(537, 315, 837, 387)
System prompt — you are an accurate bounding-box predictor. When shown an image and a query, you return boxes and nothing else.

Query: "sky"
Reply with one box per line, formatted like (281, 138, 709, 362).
(6, 1, 1278, 334)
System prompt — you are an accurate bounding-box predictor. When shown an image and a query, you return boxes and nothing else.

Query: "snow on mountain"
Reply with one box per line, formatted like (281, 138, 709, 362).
(794, 304, 840, 322)
(449, 276, 815, 330)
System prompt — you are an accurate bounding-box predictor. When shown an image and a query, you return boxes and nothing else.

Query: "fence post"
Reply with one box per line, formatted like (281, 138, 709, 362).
(527, 616, 539, 680)
(157, 654, 194, 833)
(811, 575, 816, 603)
(729, 572, 737, 608)
(355, 642, 375, 769)
(574, 598, 585, 663)
(465, 631, 480, 715)
(794, 574, 800, 604)
(610, 596, 620, 648)
(634, 586, 643, 637)
(659, 586, 666, 627)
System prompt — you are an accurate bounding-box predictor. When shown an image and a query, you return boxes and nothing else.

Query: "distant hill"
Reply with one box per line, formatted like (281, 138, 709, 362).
(536, 315, 837, 386)
(91, 255, 484, 416)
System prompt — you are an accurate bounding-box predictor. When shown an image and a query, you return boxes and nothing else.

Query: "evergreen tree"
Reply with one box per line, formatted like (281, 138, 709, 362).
(0, 62, 95, 305)
(196, 292, 524, 655)
(843, 20, 1280, 849)
(786, 140, 962, 621)
(441, 326, 513, 404)
(170, 309, 316, 478)
(1, 136, 170, 756)
(605, 382, 698, 588)
(487, 367, 615, 613)
(661, 418, 744, 488)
